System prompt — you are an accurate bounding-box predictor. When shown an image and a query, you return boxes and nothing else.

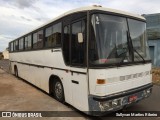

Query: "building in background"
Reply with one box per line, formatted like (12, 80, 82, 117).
(2, 48, 9, 59)
(143, 13, 160, 67)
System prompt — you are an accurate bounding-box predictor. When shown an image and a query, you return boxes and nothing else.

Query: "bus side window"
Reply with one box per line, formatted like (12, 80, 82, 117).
(37, 30, 44, 48)
(45, 26, 52, 48)
(52, 23, 61, 46)
(14, 40, 19, 51)
(25, 35, 32, 50)
(71, 20, 86, 66)
(45, 22, 62, 48)
(89, 23, 98, 61)
(63, 25, 70, 65)
(19, 38, 24, 50)
(33, 32, 38, 49)
(10, 42, 14, 52)
(33, 30, 44, 49)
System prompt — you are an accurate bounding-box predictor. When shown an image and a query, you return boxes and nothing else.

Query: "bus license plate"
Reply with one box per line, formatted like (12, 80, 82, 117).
(129, 95, 137, 102)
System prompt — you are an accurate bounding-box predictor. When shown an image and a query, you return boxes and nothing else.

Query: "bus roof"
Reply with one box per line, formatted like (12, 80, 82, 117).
(11, 6, 145, 41)
(63, 5, 145, 20)
(39, 5, 145, 29)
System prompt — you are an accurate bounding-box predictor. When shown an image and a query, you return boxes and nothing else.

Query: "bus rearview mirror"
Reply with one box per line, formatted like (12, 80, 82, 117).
(78, 33, 83, 43)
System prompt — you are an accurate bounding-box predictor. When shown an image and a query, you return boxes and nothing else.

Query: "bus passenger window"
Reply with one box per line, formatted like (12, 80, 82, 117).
(33, 30, 44, 49)
(10, 42, 14, 52)
(63, 25, 70, 65)
(33, 32, 38, 49)
(52, 23, 61, 46)
(25, 35, 31, 50)
(37, 30, 43, 48)
(45, 22, 62, 48)
(19, 38, 24, 50)
(14, 40, 18, 51)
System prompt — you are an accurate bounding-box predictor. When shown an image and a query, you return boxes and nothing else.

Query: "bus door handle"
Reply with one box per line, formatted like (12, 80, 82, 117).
(71, 80, 79, 84)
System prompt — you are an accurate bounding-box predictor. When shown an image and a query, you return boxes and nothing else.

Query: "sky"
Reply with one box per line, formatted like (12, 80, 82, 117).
(0, 0, 160, 51)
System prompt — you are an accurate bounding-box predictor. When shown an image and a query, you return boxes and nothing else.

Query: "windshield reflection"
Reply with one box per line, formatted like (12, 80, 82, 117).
(89, 14, 150, 66)
(128, 19, 150, 61)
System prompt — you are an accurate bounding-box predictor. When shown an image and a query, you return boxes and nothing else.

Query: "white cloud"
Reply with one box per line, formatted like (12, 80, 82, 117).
(1, 0, 160, 51)
(1, 0, 38, 9)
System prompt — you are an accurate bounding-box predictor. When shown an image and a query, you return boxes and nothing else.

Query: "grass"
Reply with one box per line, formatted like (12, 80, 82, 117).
(152, 68, 160, 85)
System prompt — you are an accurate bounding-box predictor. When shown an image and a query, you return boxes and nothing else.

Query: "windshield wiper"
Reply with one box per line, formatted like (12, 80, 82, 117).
(118, 31, 146, 65)
(118, 47, 129, 66)
(127, 34, 146, 63)
(117, 31, 131, 65)
(133, 48, 146, 63)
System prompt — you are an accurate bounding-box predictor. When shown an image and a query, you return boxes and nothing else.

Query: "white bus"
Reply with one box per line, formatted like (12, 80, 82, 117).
(9, 6, 153, 115)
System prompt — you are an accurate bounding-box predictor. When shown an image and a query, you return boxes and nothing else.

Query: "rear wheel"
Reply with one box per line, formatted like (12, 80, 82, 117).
(53, 79, 64, 102)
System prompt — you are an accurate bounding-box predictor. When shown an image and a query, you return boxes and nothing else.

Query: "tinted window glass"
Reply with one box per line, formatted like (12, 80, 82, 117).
(28, 35, 32, 49)
(45, 22, 61, 47)
(45, 26, 52, 47)
(128, 19, 150, 61)
(19, 38, 24, 50)
(33, 32, 37, 49)
(10, 42, 13, 52)
(37, 30, 43, 48)
(63, 25, 70, 64)
(89, 14, 131, 65)
(33, 30, 44, 49)
(71, 20, 86, 65)
(25, 35, 32, 50)
(14, 40, 18, 51)
(52, 23, 61, 46)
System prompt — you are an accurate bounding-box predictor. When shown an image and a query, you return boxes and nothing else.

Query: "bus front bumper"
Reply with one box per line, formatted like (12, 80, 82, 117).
(88, 83, 153, 116)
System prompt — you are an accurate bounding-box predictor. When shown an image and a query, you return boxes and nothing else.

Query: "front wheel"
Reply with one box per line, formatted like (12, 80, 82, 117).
(53, 80, 65, 102)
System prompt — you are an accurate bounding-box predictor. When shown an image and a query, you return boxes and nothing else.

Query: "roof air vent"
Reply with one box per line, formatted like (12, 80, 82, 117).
(92, 5, 102, 7)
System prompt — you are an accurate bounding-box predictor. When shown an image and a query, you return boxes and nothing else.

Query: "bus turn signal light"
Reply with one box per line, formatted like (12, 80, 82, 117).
(97, 79, 106, 84)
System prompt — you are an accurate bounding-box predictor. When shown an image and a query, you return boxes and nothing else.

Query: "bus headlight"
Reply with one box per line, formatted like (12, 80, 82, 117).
(146, 89, 151, 94)
(112, 99, 118, 107)
(99, 99, 122, 111)
(143, 89, 151, 97)
(143, 90, 147, 97)
(99, 102, 111, 111)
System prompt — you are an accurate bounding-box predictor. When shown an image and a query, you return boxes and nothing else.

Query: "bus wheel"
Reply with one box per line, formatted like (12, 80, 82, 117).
(14, 66, 18, 77)
(53, 79, 64, 102)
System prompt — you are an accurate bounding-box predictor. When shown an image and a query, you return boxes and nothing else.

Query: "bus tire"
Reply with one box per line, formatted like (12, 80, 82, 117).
(14, 66, 18, 77)
(53, 79, 65, 103)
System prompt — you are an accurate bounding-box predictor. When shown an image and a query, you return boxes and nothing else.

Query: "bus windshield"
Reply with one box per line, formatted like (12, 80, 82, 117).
(89, 14, 150, 66)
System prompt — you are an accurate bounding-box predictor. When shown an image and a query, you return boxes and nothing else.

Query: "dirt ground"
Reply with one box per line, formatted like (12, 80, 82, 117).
(0, 69, 87, 120)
